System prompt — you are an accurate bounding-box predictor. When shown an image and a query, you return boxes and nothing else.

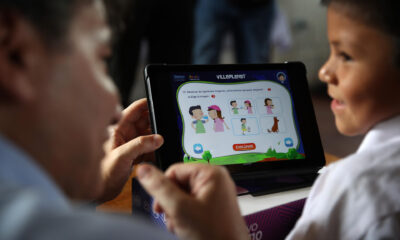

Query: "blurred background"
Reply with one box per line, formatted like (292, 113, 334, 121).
(106, 0, 364, 158)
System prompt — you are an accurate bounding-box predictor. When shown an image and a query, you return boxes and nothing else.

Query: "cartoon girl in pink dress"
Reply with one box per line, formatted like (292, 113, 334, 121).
(244, 100, 253, 114)
(264, 98, 274, 114)
(208, 105, 230, 132)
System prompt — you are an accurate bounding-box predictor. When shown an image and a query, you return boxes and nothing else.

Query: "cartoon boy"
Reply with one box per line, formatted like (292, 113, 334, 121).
(230, 100, 239, 114)
(189, 105, 208, 134)
(241, 118, 247, 135)
(277, 73, 286, 83)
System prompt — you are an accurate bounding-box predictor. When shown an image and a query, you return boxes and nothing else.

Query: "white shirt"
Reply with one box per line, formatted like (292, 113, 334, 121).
(0, 135, 176, 240)
(287, 115, 400, 240)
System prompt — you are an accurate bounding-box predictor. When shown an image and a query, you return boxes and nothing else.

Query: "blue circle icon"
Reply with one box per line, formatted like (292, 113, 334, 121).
(284, 138, 294, 147)
(193, 144, 204, 154)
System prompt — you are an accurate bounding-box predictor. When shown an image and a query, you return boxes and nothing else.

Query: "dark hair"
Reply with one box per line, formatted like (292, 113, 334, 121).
(321, 0, 400, 66)
(230, 100, 237, 106)
(264, 98, 272, 106)
(0, 0, 95, 46)
(189, 105, 201, 116)
(241, 118, 246, 122)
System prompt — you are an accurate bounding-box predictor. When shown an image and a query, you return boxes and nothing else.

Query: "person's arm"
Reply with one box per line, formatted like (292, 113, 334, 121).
(137, 163, 249, 240)
(97, 99, 163, 203)
(224, 121, 230, 130)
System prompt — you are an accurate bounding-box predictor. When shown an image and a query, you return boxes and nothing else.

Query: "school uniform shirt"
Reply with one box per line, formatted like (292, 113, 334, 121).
(0, 135, 176, 240)
(286, 115, 400, 240)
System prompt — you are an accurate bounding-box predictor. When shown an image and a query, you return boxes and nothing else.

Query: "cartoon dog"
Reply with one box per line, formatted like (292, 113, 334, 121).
(267, 117, 279, 133)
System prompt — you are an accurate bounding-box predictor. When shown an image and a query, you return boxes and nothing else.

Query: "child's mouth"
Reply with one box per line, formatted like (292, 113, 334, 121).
(331, 99, 346, 112)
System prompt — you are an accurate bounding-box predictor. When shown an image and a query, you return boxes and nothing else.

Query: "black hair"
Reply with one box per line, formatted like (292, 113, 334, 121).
(321, 0, 400, 66)
(240, 118, 246, 122)
(230, 100, 237, 106)
(0, 0, 95, 46)
(189, 105, 202, 116)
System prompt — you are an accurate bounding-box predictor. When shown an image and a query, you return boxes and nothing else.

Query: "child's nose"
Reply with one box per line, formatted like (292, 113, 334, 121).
(318, 62, 336, 84)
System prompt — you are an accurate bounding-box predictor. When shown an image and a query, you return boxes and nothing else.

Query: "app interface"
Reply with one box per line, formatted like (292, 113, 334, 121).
(171, 70, 305, 166)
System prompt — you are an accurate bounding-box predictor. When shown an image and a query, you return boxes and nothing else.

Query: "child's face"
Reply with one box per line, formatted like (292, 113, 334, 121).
(192, 109, 203, 120)
(231, 102, 237, 108)
(208, 110, 217, 119)
(319, 6, 400, 136)
(266, 100, 272, 106)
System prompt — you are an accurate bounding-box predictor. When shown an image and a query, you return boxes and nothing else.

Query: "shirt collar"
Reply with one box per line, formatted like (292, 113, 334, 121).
(357, 114, 400, 153)
(0, 134, 69, 207)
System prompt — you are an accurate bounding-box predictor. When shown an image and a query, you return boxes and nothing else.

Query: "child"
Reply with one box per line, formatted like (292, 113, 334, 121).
(244, 100, 253, 114)
(240, 118, 247, 135)
(264, 98, 274, 114)
(189, 105, 208, 134)
(208, 105, 230, 132)
(137, 0, 400, 239)
(230, 100, 239, 114)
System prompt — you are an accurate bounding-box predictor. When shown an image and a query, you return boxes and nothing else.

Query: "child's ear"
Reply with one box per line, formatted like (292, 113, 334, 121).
(0, 12, 41, 103)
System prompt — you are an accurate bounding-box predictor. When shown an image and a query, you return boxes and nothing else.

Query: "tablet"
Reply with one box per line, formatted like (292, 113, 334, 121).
(144, 63, 325, 180)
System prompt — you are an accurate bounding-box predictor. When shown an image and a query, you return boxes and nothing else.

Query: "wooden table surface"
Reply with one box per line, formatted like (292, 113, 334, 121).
(97, 153, 339, 214)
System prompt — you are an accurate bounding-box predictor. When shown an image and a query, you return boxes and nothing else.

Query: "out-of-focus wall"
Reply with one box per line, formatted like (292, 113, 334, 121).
(272, 0, 329, 87)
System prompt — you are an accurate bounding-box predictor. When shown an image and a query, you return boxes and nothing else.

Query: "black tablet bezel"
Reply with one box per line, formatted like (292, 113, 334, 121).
(144, 63, 325, 180)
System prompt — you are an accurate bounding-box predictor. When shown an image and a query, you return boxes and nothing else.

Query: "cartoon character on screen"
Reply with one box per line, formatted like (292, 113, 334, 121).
(267, 117, 279, 133)
(241, 118, 247, 135)
(189, 105, 208, 134)
(264, 98, 274, 114)
(244, 100, 253, 114)
(208, 105, 230, 132)
(277, 73, 286, 84)
(230, 100, 239, 114)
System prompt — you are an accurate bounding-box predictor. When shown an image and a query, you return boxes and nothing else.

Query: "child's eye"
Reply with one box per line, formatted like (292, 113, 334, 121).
(338, 52, 353, 61)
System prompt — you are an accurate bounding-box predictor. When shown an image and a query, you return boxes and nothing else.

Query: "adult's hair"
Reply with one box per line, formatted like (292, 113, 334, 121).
(0, 0, 95, 46)
(189, 105, 201, 116)
(321, 0, 400, 66)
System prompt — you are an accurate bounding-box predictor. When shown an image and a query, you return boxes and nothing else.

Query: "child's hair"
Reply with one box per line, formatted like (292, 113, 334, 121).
(321, 0, 400, 66)
(278, 73, 285, 78)
(264, 98, 272, 106)
(216, 111, 224, 120)
(189, 105, 201, 116)
(230, 100, 237, 106)
(244, 100, 252, 107)
(241, 118, 246, 122)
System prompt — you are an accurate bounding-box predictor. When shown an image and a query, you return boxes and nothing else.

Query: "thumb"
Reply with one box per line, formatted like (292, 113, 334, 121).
(137, 164, 188, 218)
(116, 134, 163, 164)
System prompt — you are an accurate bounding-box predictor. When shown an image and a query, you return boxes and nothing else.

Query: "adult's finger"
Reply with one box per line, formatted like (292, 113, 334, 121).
(115, 134, 163, 165)
(121, 98, 149, 124)
(137, 164, 189, 218)
(165, 163, 233, 196)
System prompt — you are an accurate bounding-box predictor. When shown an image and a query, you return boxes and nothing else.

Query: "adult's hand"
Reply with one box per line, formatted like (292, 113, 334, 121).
(137, 163, 249, 240)
(98, 99, 163, 203)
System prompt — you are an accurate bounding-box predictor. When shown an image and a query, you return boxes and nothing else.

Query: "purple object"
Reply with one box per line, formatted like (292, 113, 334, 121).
(208, 105, 221, 111)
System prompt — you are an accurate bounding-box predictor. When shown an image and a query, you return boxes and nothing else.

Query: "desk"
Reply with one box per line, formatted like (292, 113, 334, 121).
(97, 153, 339, 214)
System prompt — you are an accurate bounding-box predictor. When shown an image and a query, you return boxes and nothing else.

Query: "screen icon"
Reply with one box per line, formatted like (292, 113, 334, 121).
(284, 138, 294, 147)
(193, 144, 204, 154)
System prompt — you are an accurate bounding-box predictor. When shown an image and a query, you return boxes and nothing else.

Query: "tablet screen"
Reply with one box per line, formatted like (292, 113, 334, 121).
(170, 70, 306, 166)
